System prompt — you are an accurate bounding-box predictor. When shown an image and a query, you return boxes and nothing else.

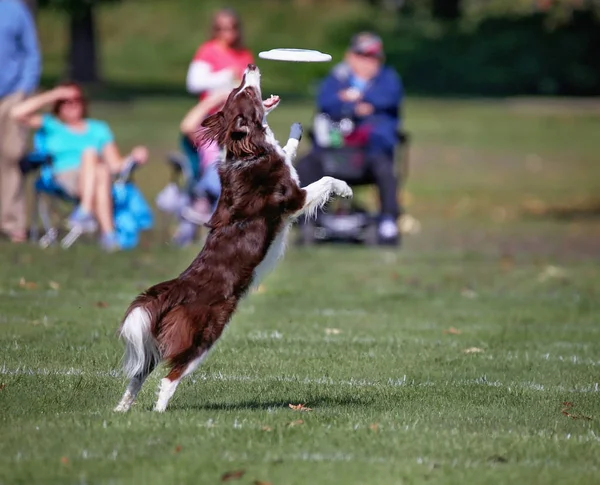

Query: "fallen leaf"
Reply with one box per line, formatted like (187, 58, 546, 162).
(0, 383, 6, 391)
(253, 284, 267, 294)
(499, 254, 515, 272)
(538, 265, 567, 282)
(48, 281, 60, 290)
(95, 301, 108, 308)
(491, 206, 508, 222)
(261, 426, 273, 432)
(19, 254, 33, 265)
(399, 213, 421, 235)
(19, 277, 37, 290)
(324, 328, 341, 335)
(561, 402, 592, 420)
(462, 347, 484, 354)
(60, 456, 69, 465)
(288, 419, 304, 427)
(253, 481, 273, 485)
(174, 445, 182, 453)
(289, 403, 312, 412)
(460, 288, 477, 299)
(443, 327, 462, 335)
(221, 470, 245, 481)
(369, 423, 379, 432)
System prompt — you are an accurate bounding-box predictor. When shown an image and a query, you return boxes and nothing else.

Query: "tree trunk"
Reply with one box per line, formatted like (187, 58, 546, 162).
(431, 0, 461, 20)
(67, 3, 100, 83)
(21, 0, 37, 16)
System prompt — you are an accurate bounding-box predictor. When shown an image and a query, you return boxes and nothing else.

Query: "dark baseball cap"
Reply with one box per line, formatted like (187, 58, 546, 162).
(349, 32, 384, 58)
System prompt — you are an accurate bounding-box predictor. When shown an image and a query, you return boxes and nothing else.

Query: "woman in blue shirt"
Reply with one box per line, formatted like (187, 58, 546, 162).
(12, 83, 148, 251)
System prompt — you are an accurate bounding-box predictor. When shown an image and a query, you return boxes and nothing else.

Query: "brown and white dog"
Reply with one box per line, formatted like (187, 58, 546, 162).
(114, 64, 352, 412)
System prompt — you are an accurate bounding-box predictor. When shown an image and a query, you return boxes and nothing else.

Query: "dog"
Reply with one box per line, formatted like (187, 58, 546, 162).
(114, 64, 353, 413)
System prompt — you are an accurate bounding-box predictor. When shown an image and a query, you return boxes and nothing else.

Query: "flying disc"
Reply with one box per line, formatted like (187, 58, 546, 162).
(258, 48, 332, 63)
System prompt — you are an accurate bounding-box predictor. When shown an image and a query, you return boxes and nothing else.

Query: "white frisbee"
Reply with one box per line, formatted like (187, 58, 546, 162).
(258, 48, 332, 63)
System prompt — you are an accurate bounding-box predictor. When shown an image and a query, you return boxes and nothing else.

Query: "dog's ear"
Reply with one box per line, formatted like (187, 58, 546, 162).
(197, 111, 225, 145)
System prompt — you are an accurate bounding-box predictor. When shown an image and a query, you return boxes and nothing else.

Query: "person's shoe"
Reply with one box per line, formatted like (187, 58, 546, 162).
(99, 231, 120, 252)
(172, 220, 197, 247)
(180, 197, 212, 225)
(378, 218, 400, 246)
(68, 207, 97, 233)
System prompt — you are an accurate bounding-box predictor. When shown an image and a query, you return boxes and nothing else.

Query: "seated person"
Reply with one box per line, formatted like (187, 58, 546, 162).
(177, 90, 228, 225)
(11, 82, 148, 251)
(296, 32, 404, 245)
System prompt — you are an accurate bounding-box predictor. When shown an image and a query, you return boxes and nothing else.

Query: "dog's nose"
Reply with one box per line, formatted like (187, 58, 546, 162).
(247, 64, 257, 71)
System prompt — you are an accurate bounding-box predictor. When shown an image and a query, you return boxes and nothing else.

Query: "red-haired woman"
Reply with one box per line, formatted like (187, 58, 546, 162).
(11, 83, 148, 251)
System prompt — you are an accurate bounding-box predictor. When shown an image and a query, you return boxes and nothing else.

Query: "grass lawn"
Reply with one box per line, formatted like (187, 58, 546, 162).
(1, 96, 600, 484)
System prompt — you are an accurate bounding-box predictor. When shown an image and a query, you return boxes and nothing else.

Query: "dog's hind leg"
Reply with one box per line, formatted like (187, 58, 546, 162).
(154, 349, 208, 412)
(114, 362, 156, 412)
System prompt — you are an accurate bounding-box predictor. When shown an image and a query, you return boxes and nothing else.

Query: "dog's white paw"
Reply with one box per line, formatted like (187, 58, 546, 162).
(332, 179, 353, 199)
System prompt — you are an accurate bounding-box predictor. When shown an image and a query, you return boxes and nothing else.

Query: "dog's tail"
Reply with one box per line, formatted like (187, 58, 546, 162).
(119, 304, 161, 379)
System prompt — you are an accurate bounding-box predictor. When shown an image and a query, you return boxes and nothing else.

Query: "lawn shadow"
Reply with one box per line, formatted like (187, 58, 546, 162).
(522, 198, 600, 221)
(170, 393, 376, 412)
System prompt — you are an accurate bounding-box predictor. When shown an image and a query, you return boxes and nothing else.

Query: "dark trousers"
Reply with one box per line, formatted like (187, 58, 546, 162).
(295, 149, 401, 220)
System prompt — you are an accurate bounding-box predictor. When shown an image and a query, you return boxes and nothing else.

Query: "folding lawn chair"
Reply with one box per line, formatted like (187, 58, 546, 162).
(20, 130, 153, 249)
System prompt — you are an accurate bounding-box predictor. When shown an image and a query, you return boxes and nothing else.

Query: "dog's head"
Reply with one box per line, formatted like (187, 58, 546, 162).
(199, 64, 280, 159)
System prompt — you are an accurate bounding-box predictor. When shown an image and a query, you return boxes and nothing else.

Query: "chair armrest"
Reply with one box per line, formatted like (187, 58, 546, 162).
(19, 153, 53, 176)
(114, 156, 141, 184)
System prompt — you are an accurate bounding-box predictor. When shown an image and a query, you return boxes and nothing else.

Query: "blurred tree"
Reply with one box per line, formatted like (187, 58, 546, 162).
(431, 0, 462, 19)
(39, 0, 121, 83)
(21, 0, 37, 15)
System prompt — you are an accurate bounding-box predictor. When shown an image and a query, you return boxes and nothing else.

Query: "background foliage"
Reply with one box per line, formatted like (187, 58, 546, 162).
(35, 0, 600, 97)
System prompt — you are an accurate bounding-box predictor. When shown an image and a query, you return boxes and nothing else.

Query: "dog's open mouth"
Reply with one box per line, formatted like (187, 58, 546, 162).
(263, 95, 280, 109)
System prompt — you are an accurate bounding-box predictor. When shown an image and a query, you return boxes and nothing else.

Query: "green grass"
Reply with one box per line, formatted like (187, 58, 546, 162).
(1, 97, 600, 484)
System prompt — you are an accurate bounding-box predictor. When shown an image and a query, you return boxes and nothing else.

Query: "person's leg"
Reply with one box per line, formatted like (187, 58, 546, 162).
(0, 92, 28, 242)
(366, 150, 401, 243)
(296, 150, 324, 187)
(65, 149, 100, 233)
(78, 148, 100, 214)
(199, 162, 221, 208)
(198, 140, 220, 171)
(93, 162, 115, 236)
(181, 140, 221, 224)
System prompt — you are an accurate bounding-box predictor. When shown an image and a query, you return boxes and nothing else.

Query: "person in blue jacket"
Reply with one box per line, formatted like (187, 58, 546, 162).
(296, 32, 404, 245)
(0, 0, 41, 243)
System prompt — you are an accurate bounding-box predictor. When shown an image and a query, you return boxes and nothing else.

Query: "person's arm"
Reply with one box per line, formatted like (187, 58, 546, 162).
(186, 61, 236, 94)
(10, 86, 78, 129)
(15, 1, 41, 95)
(360, 69, 402, 116)
(185, 44, 237, 94)
(180, 90, 229, 137)
(102, 142, 149, 174)
(317, 74, 354, 120)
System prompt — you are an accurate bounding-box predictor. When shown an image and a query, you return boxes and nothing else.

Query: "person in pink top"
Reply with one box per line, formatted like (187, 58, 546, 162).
(187, 8, 253, 102)
(183, 8, 254, 223)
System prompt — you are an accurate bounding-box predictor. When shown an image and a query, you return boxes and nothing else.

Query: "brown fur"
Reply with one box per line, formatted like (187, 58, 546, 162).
(119, 66, 306, 382)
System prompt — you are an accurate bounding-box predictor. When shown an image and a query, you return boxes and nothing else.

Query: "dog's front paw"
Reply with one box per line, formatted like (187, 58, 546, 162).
(332, 179, 353, 199)
(289, 122, 303, 142)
